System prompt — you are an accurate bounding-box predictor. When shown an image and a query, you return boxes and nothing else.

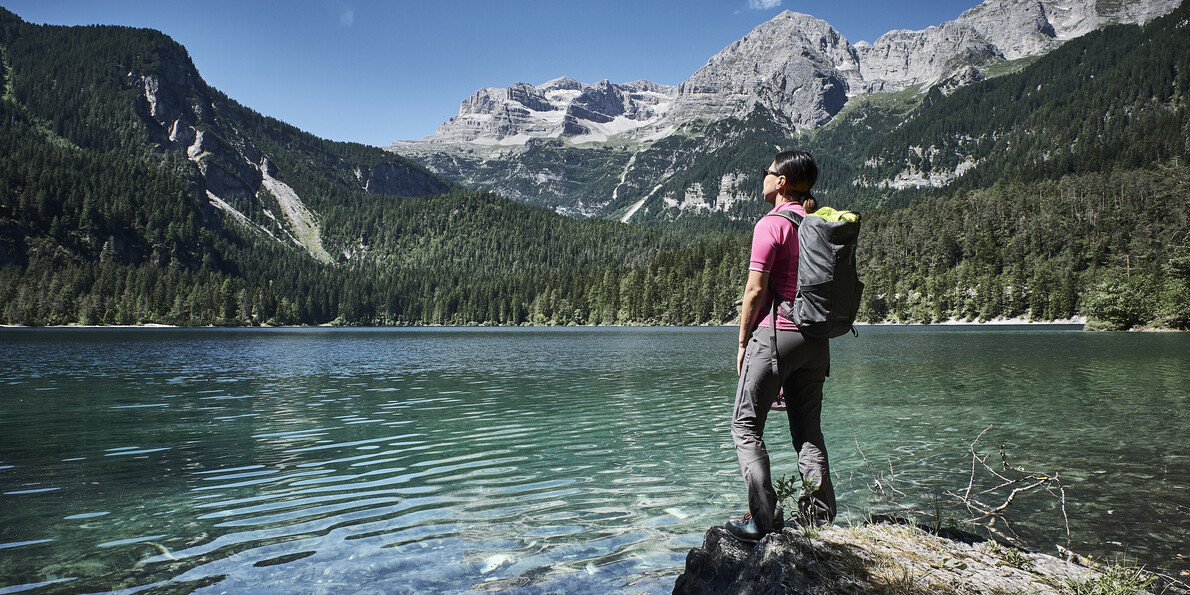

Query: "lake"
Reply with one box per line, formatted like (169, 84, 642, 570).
(1, 326, 1187, 593)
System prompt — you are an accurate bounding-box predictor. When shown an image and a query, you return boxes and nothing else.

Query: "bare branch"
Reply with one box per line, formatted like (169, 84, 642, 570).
(969, 479, 1049, 522)
(950, 427, 1071, 544)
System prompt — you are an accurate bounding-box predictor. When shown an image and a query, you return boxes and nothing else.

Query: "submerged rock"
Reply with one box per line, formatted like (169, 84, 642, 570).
(673, 519, 1188, 594)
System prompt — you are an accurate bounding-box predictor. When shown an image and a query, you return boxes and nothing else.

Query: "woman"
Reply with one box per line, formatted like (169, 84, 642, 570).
(726, 150, 836, 543)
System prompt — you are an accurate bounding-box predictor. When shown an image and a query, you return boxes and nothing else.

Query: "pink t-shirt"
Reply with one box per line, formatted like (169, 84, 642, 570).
(749, 201, 804, 330)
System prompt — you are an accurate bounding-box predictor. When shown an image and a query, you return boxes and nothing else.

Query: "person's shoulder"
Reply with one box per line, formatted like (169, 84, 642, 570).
(754, 211, 783, 234)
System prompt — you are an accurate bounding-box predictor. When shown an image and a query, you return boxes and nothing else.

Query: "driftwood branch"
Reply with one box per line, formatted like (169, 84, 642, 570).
(857, 426, 1071, 547)
(949, 426, 1071, 544)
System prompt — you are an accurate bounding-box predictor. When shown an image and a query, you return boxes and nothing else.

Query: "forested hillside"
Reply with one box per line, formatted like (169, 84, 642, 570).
(0, 5, 1187, 330)
(855, 3, 1190, 197)
(859, 164, 1190, 329)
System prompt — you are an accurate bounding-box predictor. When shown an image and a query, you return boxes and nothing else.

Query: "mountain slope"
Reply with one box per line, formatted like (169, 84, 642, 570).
(0, 7, 452, 265)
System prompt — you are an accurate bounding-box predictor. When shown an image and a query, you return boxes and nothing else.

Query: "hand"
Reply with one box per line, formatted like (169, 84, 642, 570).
(737, 343, 747, 376)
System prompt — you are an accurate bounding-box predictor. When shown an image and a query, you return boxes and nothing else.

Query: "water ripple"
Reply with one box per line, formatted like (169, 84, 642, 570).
(3, 327, 1187, 594)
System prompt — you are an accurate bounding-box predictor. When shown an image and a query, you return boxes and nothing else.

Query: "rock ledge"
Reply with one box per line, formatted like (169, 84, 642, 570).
(673, 518, 1187, 594)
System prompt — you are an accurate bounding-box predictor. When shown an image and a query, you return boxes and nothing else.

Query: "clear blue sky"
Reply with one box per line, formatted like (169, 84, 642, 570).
(3, 0, 981, 146)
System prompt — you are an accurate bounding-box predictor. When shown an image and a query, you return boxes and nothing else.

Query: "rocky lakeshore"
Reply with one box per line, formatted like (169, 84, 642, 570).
(673, 518, 1189, 594)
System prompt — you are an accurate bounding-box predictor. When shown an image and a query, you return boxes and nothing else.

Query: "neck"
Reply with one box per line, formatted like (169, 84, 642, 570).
(774, 193, 801, 207)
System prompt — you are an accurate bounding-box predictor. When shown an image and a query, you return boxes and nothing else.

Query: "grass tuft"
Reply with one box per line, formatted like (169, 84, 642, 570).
(1060, 563, 1155, 595)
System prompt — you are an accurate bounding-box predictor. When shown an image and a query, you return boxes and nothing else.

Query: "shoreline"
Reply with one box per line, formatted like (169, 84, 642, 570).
(3, 320, 1089, 330)
(7, 316, 1188, 332)
(857, 316, 1087, 327)
(0, 318, 1095, 330)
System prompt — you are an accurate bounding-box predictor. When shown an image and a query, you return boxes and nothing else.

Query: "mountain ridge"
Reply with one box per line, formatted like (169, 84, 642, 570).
(390, 0, 1181, 225)
(402, 0, 1179, 148)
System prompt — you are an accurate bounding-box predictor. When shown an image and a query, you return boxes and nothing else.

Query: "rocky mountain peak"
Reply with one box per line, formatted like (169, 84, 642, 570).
(763, 11, 858, 57)
(621, 80, 672, 94)
(671, 9, 858, 128)
(540, 76, 585, 92)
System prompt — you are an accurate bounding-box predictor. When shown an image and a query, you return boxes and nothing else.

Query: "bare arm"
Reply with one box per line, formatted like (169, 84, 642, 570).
(737, 270, 769, 375)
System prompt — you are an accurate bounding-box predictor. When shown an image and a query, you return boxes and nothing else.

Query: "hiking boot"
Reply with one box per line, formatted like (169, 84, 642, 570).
(724, 516, 763, 543)
(724, 510, 784, 544)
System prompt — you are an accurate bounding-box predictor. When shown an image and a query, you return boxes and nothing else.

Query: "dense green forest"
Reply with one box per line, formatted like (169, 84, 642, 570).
(860, 163, 1190, 329)
(0, 5, 1187, 330)
(4, 116, 1186, 330)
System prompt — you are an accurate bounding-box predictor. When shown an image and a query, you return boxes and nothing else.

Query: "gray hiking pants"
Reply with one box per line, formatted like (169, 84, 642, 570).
(732, 325, 835, 534)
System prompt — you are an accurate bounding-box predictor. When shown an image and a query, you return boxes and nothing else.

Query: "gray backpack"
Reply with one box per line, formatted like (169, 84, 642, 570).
(767, 207, 863, 339)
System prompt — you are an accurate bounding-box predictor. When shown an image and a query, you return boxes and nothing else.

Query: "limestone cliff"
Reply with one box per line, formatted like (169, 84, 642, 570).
(672, 11, 857, 130)
(856, 0, 1183, 91)
(420, 77, 677, 145)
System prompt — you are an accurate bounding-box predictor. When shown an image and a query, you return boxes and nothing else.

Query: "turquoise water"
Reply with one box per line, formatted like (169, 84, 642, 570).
(1, 327, 1187, 593)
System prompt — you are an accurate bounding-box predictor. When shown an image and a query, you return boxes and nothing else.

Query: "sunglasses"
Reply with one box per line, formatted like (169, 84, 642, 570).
(763, 169, 782, 177)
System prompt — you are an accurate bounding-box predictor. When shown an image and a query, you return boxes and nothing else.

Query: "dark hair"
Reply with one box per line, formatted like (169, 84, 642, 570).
(774, 150, 818, 213)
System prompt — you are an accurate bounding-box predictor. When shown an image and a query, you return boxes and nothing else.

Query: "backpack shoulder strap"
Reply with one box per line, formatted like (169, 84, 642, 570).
(766, 209, 804, 226)
(762, 207, 804, 378)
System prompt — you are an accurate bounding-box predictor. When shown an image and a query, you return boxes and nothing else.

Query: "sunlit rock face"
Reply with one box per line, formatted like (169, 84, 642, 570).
(424, 77, 678, 145)
(672, 11, 859, 129)
(855, 0, 1181, 92)
(413, 0, 1179, 147)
